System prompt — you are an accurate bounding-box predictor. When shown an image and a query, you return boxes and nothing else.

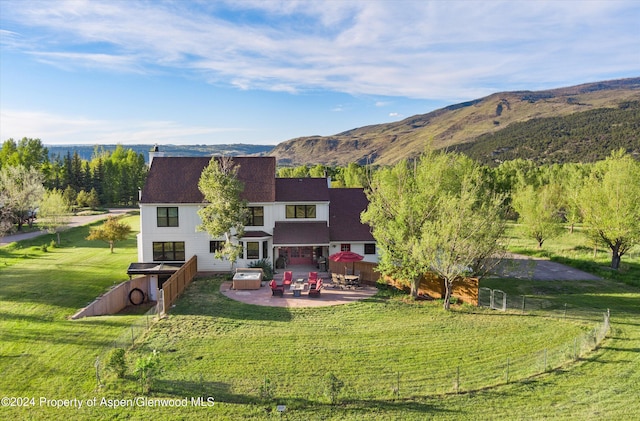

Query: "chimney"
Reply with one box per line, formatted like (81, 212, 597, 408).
(149, 144, 164, 167)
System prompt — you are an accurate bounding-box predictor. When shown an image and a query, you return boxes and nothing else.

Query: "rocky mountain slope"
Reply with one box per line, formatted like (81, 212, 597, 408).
(269, 78, 640, 166)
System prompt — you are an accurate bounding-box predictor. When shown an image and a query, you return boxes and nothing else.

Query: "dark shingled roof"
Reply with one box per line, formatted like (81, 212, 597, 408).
(273, 221, 330, 246)
(276, 178, 330, 202)
(329, 188, 375, 242)
(140, 156, 276, 204)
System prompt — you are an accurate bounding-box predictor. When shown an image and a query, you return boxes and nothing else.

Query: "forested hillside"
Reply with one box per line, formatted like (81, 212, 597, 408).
(269, 78, 640, 166)
(451, 101, 640, 165)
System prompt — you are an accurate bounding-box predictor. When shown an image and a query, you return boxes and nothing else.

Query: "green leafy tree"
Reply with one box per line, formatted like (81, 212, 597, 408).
(0, 165, 45, 231)
(38, 189, 72, 245)
(511, 183, 564, 248)
(86, 216, 132, 253)
(579, 150, 640, 269)
(197, 157, 248, 267)
(362, 151, 506, 309)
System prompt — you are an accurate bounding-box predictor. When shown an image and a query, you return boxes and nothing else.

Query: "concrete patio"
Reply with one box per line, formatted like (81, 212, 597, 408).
(220, 265, 378, 307)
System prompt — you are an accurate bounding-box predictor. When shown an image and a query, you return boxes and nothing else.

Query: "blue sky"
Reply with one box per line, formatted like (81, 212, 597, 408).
(1, 1, 638, 146)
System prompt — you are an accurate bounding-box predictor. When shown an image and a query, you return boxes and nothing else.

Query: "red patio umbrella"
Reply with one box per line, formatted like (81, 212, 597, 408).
(329, 251, 364, 274)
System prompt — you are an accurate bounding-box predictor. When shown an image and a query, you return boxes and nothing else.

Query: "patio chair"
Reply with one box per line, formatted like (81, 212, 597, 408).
(282, 271, 293, 288)
(308, 271, 318, 286)
(337, 274, 346, 289)
(269, 280, 284, 297)
(331, 272, 339, 287)
(308, 279, 323, 297)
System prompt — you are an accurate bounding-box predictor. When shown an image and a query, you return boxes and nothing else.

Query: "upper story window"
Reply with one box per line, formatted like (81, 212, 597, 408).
(286, 204, 316, 219)
(157, 207, 178, 227)
(341, 243, 351, 252)
(247, 206, 264, 226)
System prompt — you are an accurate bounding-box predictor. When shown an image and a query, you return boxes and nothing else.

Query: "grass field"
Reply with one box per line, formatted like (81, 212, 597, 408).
(0, 218, 639, 420)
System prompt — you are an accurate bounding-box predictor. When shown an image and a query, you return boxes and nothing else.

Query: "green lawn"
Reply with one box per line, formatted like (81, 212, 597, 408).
(1, 219, 639, 420)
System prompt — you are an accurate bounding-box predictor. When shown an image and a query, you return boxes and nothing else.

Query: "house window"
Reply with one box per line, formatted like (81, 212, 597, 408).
(246, 241, 260, 260)
(210, 241, 224, 253)
(153, 241, 185, 261)
(340, 244, 351, 252)
(286, 205, 316, 219)
(364, 243, 376, 255)
(157, 207, 178, 227)
(247, 206, 264, 226)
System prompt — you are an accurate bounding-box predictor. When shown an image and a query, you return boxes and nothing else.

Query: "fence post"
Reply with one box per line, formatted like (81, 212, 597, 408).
(522, 295, 526, 314)
(506, 357, 510, 384)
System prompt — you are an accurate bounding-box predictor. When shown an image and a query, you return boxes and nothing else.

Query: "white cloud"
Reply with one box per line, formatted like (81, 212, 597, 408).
(0, 109, 252, 145)
(389, 112, 400, 117)
(2, 0, 639, 100)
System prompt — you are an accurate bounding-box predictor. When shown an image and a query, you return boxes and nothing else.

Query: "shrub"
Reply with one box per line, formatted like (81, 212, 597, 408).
(106, 348, 127, 379)
(248, 258, 274, 281)
(134, 350, 160, 394)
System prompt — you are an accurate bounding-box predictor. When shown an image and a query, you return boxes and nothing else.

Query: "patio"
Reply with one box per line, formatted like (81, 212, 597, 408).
(220, 265, 378, 308)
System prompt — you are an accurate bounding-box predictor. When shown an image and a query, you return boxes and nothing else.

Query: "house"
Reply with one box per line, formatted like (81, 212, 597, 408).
(137, 153, 378, 273)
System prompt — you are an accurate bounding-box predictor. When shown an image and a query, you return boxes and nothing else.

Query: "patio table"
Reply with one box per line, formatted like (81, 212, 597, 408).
(291, 279, 306, 297)
(344, 275, 360, 288)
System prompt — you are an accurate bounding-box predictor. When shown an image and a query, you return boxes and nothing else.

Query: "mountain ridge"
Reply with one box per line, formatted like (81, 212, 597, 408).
(269, 77, 640, 166)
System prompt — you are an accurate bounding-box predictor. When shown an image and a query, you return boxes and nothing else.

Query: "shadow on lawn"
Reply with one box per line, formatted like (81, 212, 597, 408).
(170, 277, 294, 322)
(154, 377, 451, 417)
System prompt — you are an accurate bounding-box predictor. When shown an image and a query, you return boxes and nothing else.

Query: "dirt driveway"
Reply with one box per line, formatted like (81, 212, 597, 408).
(0, 208, 136, 246)
(492, 253, 601, 281)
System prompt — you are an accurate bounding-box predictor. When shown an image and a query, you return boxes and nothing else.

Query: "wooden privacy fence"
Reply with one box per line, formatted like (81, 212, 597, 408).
(385, 272, 479, 305)
(328, 260, 381, 285)
(160, 255, 198, 316)
(71, 276, 151, 319)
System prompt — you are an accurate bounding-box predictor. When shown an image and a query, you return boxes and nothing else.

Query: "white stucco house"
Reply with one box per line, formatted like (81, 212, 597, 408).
(136, 153, 378, 274)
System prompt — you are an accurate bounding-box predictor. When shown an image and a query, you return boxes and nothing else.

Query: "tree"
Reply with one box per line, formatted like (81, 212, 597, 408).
(362, 151, 506, 309)
(0, 165, 45, 231)
(197, 157, 248, 267)
(579, 150, 640, 269)
(38, 189, 72, 245)
(86, 216, 132, 253)
(511, 183, 564, 248)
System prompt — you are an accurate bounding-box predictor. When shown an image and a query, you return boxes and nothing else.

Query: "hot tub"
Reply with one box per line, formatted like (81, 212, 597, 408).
(232, 268, 263, 290)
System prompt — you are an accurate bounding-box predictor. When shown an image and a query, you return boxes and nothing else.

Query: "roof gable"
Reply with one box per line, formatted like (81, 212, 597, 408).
(329, 188, 375, 242)
(140, 156, 276, 204)
(275, 178, 330, 202)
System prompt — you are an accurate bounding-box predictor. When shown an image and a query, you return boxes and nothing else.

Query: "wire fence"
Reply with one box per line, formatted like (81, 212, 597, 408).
(94, 302, 160, 387)
(92, 288, 610, 400)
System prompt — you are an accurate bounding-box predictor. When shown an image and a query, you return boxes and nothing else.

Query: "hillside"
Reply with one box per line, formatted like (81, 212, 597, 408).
(46, 143, 273, 163)
(269, 78, 640, 166)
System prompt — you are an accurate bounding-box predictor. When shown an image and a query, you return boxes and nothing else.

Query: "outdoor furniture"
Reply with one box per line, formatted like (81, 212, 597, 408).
(345, 275, 360, 288)
(269, 280, 284, 296)
(331, 272, 339, 287)
(290, 279, 305, 297)
(336, 274, 346, 289)
(308, 271, 318, 286)
(283, 271, 293, 288)
(232, 268, 263, 290)
(308, 279, 323, 297)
